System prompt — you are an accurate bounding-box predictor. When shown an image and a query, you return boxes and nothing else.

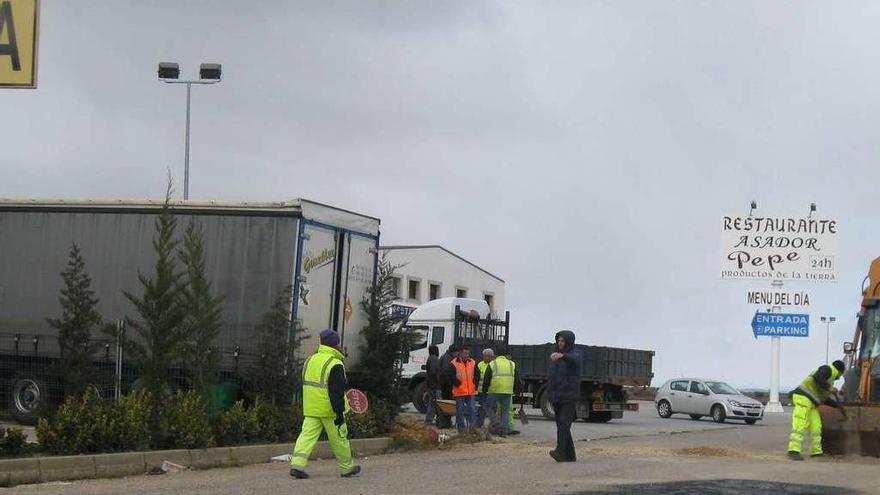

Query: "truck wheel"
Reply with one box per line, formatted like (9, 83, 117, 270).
(587, 412, 613, 423)
(711, 404, 726, 423)
(412, 381, 428, 414)
(8, 376, 48, 425)
(657, 400, 672, 418)
(539, 391, 555, 419)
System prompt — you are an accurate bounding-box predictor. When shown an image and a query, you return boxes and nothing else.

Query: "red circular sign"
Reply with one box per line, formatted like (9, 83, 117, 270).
(346, 388, 369, 414)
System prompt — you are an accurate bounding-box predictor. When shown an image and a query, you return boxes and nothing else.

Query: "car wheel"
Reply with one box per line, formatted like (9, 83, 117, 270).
(745, 419, 757, 425)
(8, 376, 49, 425)
(689, 414, 702, 420)
(657, 399, 672, 418)
(412, 381, 428, 413)
(711, 404, 726, 423)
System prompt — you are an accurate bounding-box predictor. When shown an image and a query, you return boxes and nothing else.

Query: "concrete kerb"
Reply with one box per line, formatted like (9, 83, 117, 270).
(0, 437, 392, 486)
(39, 455, 97, 482)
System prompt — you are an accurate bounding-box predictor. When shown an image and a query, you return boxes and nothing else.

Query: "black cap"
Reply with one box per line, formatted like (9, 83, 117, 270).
(833, 360, 845, 373)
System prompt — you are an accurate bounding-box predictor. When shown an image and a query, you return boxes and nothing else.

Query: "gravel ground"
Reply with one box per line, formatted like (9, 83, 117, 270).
(5, 408, 879, 495)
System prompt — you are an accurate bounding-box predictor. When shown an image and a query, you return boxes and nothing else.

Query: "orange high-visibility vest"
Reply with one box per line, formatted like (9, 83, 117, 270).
(452, 358, 477, 397)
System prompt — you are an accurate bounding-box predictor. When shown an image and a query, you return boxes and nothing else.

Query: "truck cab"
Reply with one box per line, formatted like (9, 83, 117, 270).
(400, 298, 509, 412)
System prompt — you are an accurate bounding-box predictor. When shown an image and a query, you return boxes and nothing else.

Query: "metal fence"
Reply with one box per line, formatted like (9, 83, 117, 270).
(0, 321, 305, 424)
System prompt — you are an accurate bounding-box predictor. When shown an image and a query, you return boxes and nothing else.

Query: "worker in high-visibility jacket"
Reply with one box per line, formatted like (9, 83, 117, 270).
(290, 329, 361, 479)
(452, 347, 479, 432)
(787, 360, 847, 461)
(476, 348, 494, 428)
(481, 345, 522, 436)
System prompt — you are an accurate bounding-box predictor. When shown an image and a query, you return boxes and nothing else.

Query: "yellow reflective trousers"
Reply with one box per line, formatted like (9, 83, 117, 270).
(788, 393, 822, 455)
(290, 416, 353, 472)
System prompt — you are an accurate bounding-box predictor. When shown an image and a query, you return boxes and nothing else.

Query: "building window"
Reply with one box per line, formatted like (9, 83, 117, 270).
(391, 277, 402, 299)
(456, 287, 468, 298)
(484, 293, 494, 310)
(408, 279, 421, 301)
(429, 283, 441, 301)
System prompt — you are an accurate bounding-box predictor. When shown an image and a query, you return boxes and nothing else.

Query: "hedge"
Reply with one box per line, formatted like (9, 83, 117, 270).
(34, 387, 394, 456)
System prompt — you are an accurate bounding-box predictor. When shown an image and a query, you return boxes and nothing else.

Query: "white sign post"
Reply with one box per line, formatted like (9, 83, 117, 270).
(721, 214, 838, 413)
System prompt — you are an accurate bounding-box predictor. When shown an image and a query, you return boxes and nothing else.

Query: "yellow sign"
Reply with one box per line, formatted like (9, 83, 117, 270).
(0, 0, 38, 88)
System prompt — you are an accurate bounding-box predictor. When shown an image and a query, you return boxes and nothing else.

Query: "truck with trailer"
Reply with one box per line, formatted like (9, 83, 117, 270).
(401, 298, 654, 422)
(0, 198, 380, 424)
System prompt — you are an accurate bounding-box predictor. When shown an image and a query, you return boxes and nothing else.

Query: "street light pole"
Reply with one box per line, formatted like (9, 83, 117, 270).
(157, 62, 222, 201)
(184, 82, 191, 200)
(821, 316, 836, 364)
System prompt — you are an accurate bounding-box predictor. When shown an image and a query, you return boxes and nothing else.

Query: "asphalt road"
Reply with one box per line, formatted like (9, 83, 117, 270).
(403, 401, 791, 445)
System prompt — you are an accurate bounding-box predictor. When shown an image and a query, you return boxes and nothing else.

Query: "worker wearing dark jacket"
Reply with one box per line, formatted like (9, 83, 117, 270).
(787, 360, 846, 460)
(437, 345, 458, 428)
(424, 345, 441, 425)
(547, 330, 580, 462)
(290, 329, 360, 479)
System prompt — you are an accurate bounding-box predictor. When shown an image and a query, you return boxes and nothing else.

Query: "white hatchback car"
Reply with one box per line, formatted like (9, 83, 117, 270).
(654, 378, 764, 424)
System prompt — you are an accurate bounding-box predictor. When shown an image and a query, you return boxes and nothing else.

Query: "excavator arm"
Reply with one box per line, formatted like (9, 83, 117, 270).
(821, 257, 880, 456)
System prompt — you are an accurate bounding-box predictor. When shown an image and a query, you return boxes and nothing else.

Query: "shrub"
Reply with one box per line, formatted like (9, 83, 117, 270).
(157, 391, 211, 450)
(243, 288, 309, 405)
(0, 428, 27, 456)
(36, 387, 115, 455)
(114, 390, 154, 451)
(47, 243, 103, 399)
(178, 220, 224, 397)
(356, 255, 414, 404)
(250, 400, 303, 444)
(123, 182, 189, 398)
(213, 400, 303, 446)
(348, 394, 396, 439)
(213, 401, 257, 446)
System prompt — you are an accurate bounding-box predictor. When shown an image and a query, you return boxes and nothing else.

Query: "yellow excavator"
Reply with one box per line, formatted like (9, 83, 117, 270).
(821, 257, 880, 456)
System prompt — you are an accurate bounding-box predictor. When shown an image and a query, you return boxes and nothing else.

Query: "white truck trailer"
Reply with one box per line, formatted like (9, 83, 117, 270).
(0, 198, 379, 423)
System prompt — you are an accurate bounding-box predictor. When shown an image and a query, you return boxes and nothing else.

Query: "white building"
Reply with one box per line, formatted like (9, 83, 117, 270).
(377, 245, 505, 318)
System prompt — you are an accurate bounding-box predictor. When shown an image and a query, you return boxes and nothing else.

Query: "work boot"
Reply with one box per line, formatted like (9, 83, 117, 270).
(811, 453, 824, 459)
(509, 429, 521, 436)
(340, 465, 361, 478)
(787, 451, 804, 461)
(290, 468, 309, 479)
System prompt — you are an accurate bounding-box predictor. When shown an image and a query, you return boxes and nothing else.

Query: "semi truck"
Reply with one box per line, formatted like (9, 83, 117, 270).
(401, 298, 654, 422)
(0, 198, 380, 424)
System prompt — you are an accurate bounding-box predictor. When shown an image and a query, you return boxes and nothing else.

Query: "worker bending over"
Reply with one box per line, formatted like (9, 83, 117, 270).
(787, 360, 846, 461)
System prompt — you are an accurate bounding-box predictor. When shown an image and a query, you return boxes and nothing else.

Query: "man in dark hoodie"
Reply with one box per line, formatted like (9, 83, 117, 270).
(424, 345, 441, 426)
(547, 330, 580, 462)
(437, 344, 459, 428)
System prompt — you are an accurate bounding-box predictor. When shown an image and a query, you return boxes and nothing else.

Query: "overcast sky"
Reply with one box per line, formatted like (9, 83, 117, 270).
(4, 1, 880, 389)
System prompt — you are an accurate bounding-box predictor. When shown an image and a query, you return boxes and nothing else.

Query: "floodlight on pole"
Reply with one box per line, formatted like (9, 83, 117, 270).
(157, 62, 223, 200)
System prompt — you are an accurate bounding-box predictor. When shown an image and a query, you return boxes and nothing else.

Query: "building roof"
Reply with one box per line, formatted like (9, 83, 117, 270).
(377, 245, 505, 283)
(0, 198, 381, 236)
